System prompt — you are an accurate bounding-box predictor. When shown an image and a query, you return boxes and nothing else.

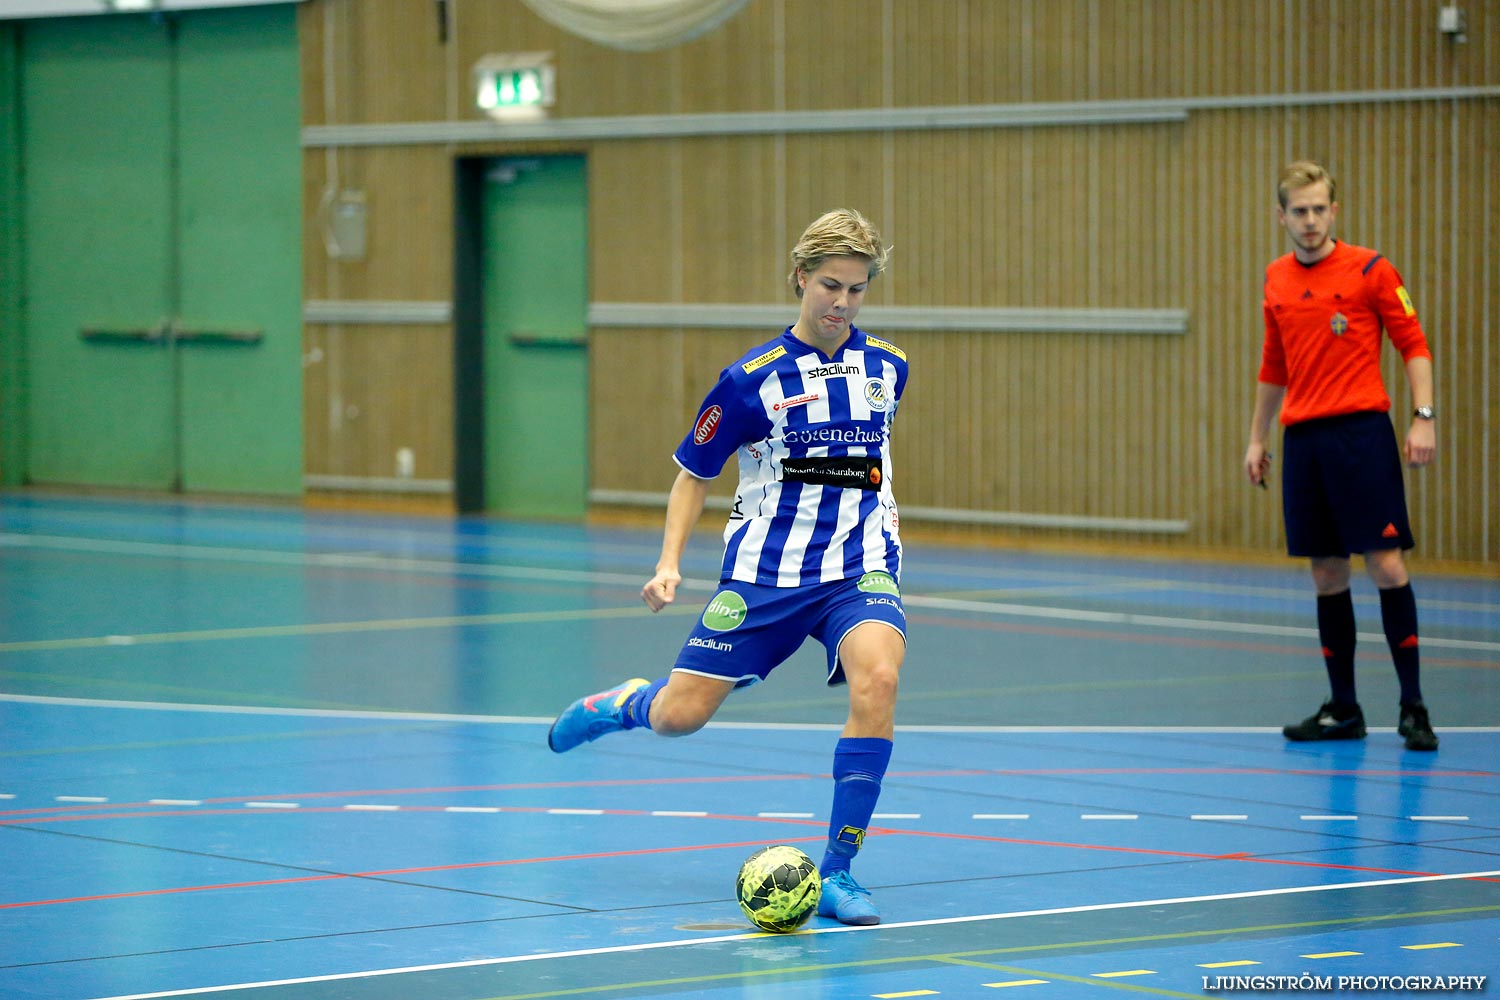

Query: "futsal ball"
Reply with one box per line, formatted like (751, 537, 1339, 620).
(735, 845, 821, 932)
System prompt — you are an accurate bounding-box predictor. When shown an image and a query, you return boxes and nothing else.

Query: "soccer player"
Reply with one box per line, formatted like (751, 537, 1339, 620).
(547, 209, 907, 924)
(1243, 160, 1438, 751)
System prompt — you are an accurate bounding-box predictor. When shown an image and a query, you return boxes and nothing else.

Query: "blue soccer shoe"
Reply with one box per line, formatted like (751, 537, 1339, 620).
(547, 678, 649, 753)
(817, 869, 880, 925)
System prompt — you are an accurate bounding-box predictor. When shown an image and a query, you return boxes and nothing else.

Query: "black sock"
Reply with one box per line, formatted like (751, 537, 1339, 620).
(1317, 590, 1358, 708)
(1379, 583, 1423, 706)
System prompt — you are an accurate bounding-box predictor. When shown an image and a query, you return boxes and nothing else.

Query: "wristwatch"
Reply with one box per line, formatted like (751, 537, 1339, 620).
(1413, 406, 1435, 420)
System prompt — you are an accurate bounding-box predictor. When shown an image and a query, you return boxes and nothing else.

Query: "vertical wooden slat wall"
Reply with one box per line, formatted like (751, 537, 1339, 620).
(300, 0, 1499, 565)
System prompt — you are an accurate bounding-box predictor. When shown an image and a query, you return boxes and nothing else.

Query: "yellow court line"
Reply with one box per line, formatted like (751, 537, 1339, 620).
(466, 904, 1500, 1000)
(1302, 951, 1362, 959)
(983, 981, 1048, 989)
(1402, 942, 1461, 950)
(0, 603, 699, 653)
(1198, 960, 1259, 968)
(938, 958, 1195, 998)
(874, 992, 940, 998)
(1093, 969, 1156, 978)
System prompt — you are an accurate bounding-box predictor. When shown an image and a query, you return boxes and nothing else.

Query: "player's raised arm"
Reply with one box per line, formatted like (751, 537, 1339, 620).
(642, 468, 712, 612)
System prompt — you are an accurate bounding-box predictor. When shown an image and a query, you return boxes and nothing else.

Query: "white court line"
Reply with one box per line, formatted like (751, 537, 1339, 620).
(85, 867, 1500, 1000)
(8, 528, 1495, 613)
(904, 592, 1500, 653)
(4, 533, 1496, 654)
(0, 533, 645, 588)
(9, 693, 1500, 740)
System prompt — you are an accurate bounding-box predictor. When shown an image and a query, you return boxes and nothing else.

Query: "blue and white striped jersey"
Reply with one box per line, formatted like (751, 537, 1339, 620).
(673, 326, 908, 588)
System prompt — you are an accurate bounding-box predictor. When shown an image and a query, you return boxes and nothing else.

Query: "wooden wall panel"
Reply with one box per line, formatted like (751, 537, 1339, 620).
(302, 324, 453, 480)
(303, 146, 453, 303)
(590, 329, 683, 492)
(300, 0, 1500, 121)
(674, 137, 784, 303)
(674, 9, 779, 115)
(299, 0, 1499, 564)
(588, 142, 680, 302)
(299, 0, 448, 126)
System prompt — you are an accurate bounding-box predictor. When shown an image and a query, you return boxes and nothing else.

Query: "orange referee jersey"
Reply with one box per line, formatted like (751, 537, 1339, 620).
(1259, 240, 1431, 427)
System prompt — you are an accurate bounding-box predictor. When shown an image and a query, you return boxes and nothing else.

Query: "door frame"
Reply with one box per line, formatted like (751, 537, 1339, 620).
(452, 151, 589, 516)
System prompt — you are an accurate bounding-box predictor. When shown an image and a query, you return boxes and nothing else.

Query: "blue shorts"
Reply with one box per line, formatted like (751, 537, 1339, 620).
(674, 571, 907, 687)
(1282, 410, 1414, 558)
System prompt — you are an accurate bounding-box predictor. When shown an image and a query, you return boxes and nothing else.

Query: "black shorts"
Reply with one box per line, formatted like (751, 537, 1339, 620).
(1281, 410, 1414, 558)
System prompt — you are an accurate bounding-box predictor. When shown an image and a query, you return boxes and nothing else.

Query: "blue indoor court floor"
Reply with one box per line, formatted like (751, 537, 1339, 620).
(1, 492, 1497, 999)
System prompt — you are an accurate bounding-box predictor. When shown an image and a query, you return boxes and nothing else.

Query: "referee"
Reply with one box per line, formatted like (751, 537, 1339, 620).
(1243, 160, 1439, 751)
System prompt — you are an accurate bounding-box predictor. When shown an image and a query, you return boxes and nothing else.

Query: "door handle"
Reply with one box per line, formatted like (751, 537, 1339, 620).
(80, 322, 263, 345)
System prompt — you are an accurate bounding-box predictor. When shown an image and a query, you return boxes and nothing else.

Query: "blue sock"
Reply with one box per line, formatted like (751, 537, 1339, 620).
(820, 736, 893, 878)
(621, 677, 667, 731)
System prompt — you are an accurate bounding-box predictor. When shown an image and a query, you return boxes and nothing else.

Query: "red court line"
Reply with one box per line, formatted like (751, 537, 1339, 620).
(907, 613, 1500, 670)
(0, 832, 824, 910)
(883, 826, 1500, 884)
(6, 806, 1495, 912)
(891, 767, 1500, 777)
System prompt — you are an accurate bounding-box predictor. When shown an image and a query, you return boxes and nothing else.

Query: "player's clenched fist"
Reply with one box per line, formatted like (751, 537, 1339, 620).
(642, 569, 681, 612)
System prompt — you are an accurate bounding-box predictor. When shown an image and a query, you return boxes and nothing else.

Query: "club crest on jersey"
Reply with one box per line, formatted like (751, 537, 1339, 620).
(863, 379, 888, 411)
(1329, 312, 1349, 336)
(693, 405, 723, 444)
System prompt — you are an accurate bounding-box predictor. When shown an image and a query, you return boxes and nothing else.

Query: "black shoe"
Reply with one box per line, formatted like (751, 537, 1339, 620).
(1283, 701, 1366, 741)
(1398, 701, 1439, 751)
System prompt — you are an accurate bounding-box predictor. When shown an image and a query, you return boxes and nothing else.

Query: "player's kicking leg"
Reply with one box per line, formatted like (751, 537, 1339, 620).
(547, 673, 733, 752)
(547, 678, 653, 752)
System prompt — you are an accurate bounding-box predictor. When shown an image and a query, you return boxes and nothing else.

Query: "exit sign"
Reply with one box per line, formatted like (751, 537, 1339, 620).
(475, 53, 554, 121)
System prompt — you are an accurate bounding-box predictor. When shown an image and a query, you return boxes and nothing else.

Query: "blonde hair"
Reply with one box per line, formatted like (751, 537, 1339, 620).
(788, 209, 891, 297)
(1278, 160, 1337, 208)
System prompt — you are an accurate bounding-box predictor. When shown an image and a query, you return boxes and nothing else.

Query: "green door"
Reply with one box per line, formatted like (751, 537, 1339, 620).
(21, 15, 177, 488)
(14, 8, 301, 494)
(480, 156, 589, 518)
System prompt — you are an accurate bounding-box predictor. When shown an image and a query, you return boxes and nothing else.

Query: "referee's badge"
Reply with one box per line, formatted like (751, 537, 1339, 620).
(1330, 312, 1349, 336)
